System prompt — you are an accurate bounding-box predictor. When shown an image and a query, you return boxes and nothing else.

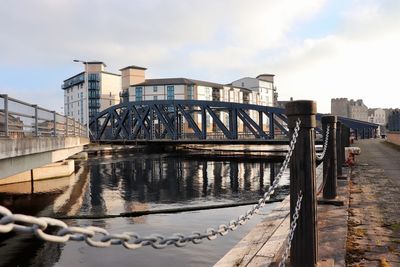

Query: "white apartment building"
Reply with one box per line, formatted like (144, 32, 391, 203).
(368, 108, 386, 125)
(62, 62, 121, 125)
(231, 74, 276, 107)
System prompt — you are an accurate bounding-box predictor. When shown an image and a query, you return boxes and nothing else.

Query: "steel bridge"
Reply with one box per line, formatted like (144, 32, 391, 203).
(89, 100, 379, 144)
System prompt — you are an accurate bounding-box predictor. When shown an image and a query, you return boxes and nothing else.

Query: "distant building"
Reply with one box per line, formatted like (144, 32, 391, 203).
(62, 61, 279, 131)
(127, 77, 261, 133)
(62, 62, 121, 125)
(368, 108, 386, 125)
(121, 69, 280, 133)
(387, 109, 400, 131)
(120, 65, 147, 103)
(231, 74, 276, 107)
(0, 113, 23, 138)
(331, 98, 368, 121)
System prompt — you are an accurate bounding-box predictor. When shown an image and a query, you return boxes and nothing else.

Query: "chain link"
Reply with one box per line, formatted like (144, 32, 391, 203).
(279, 191, 303, 267)
(316, 125, 330, 161)
(0, 119, 302, 250)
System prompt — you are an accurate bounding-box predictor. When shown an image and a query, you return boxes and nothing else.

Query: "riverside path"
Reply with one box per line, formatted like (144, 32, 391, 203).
(346, 139, 400, 266)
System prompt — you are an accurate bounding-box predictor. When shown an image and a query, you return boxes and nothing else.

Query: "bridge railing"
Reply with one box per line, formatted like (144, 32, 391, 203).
(0, 94, 87, 138)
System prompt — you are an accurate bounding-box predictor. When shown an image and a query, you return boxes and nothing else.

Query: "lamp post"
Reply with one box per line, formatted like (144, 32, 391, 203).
(73, 59, 89, 137)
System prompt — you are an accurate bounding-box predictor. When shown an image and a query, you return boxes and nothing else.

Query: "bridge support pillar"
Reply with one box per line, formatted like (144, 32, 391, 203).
(336, 121, 344, 177)
(286, 100, 318, 267)
(322, 116, 337, 199)
(269, 113, 274, 139)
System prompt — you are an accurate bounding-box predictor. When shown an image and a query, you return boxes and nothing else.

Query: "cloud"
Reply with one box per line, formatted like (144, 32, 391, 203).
(261, 0, 400, 112)
(0, 0, 325, 68)
(1, 0, 399, 113)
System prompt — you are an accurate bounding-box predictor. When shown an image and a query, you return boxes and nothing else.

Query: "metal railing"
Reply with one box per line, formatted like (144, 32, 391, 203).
(0, 94, 87, 138)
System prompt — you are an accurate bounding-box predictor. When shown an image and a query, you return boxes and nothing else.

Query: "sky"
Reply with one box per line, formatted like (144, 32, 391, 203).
(0, 0, 399, 113)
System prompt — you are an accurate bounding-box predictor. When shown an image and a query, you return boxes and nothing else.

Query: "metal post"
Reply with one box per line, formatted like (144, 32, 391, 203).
(65, 116, 68, 136)
(340, 124, 347, 165)
(269, 113, 274, 139)
(33, 105, 38, 137)
(231, 108, 238, 139)
(3, 94, 9, 137)
(286, 100, 318, 266)
(336, 121, 343, 177)
(201, 107, 206, 140)
(322, 115, 337, 199)
(53, 111, 57, 136)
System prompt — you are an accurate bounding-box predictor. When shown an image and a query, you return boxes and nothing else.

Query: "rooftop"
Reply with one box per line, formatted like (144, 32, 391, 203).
(133, 78, 224, 89)
(120, 65, 147, 71)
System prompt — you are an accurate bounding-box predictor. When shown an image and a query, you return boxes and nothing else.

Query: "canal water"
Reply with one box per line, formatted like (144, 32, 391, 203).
(0, 149, 289, 267)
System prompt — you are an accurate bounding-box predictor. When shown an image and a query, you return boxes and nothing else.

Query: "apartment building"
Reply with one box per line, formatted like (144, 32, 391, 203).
(62, 62, 121, 125)
(122, 68, 278, 133)
(231, 74, 276, 107)
(62, 61, 278, 134)
(388, 109, 400, 131)
(368, 108, 386, 125)
(331, 98, 369, 122)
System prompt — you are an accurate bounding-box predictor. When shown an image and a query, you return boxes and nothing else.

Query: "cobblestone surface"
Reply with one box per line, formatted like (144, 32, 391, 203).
(346, 139, 400, 266)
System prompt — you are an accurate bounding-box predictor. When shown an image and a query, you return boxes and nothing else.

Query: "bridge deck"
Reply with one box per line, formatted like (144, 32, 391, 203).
(94, 139, 325, 146)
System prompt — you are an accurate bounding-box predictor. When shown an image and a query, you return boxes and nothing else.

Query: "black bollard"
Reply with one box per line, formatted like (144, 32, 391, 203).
(286, 100, 318, 267)
(322, 116, 337, 199)
(340, 124, 348, 165)
(336, 121, 343, 177)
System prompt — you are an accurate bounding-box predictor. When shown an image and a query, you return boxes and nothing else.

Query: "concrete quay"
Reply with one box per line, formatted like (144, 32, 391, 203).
(216, 139, 400, 267)
(346, 139, 400, 266)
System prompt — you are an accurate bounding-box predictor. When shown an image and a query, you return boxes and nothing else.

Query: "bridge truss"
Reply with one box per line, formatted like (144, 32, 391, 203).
(89, 100, 290, 142)
(89, 100, 379, 142)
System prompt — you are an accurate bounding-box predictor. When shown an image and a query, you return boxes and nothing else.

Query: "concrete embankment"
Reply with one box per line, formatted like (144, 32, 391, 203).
(0, 160, 75, 185)
(346, 139, 400, 266)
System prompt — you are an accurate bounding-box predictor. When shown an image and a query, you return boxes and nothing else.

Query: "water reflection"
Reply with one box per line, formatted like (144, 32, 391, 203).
(82, 154, 283, 213)
(0, 151, 285, 267)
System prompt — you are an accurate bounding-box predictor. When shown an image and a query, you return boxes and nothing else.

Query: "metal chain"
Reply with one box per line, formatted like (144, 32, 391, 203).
(316, 125, 330, 161)
(0, 119, 302, 250)
(279, 191, 303, 267)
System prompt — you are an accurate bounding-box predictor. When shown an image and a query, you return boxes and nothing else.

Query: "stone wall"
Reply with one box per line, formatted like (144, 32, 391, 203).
(387, 132, 400, 146)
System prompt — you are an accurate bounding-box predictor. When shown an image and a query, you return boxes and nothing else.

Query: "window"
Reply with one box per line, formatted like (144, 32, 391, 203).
(135, 87, 143, 101)
(110, 100, 112, 105)
(205, 88, 211, 100)
(187, 85, 194, 100)
(167, 85, 174, 100)
(153, 86, 158, 92)
(154, 96, 158, 100)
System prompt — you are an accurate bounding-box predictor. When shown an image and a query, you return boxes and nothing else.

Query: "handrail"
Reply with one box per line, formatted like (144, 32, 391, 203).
(0, 94, 87, 138)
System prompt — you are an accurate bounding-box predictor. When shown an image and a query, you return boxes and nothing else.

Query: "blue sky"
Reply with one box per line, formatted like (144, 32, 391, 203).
(1, 0, 399, 113)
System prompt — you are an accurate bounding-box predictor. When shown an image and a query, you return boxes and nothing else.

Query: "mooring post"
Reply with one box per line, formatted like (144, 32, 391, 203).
(2, 94, 9, 137)
(286, 100, 318, 267)
(340, 124, 347, 165)
(322, 116, 337, 199)
(336, 121, 343, 177)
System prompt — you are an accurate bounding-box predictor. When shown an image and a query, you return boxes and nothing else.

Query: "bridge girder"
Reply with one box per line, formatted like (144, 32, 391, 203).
(89, 100, 379, 142)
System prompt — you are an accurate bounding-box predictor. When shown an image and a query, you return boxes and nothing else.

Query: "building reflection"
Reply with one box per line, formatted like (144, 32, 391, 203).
(84, 154, 283, 218)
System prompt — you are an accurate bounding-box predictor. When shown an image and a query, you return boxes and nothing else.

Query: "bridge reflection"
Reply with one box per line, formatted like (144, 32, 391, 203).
(0, 152, 285, 267)
(86, 154, 284, 210)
